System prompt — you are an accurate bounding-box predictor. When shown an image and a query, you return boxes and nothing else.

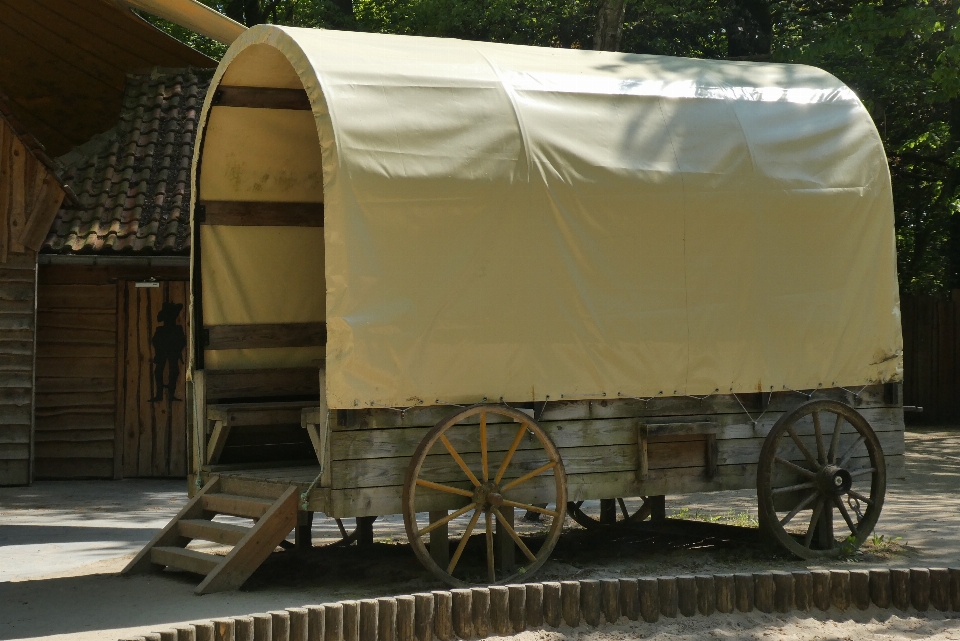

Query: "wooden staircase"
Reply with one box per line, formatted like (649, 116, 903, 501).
(122, 475, 299, 594)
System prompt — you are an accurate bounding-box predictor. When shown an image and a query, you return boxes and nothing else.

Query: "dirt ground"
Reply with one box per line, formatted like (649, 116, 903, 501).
(1, 428, 957, 641)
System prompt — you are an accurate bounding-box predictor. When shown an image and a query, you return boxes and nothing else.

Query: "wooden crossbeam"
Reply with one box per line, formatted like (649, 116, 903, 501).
(204, 322, 327, 351)
(213, 86, 311, 110)
(197, 200, 323, 227)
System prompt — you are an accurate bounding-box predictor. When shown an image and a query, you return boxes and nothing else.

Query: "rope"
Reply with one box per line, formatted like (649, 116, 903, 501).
(731, 389, 771, 428)
(300, 411, 328, 511)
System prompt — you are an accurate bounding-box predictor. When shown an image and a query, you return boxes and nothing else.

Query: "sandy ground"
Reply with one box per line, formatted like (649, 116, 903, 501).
(1, 428, 957, 641)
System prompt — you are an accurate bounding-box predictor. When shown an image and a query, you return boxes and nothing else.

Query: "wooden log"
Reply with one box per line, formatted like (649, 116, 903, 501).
(489, 587, 510, 635)
(830, 571, 850, 611)
(891, 569, 911, 611)
(580, 580, 601, 626)
(850, 570, 870, 611)
(376, 599, 396, 641)
(714, 575, 734, 614)
(160, 630, 179, 641)
(413, 594, 434, 641)
(658, 577, 678, 618)
(289, 609, 309, 641)
(359, 601, 378, 641)
(470, 589, 490, 638)
(561, 581, 581, 627)
(869, 569, 891, 609)
(911, 568, 930, 612)
(177, 627, 197, 641)
(306, 606, 325, 641)
(252, 616, 271, 641)
(812, 570, 831, 611)
(754, 574, 775, 614)
(617, 579, 638, 622)
(197, 622, 216, 641)
(930, 568, 949, 611)
(525, 583, 544, 629)
(772, 572, 793, 614)
(396, 597, 415, 641)
(325, 604, 343, 641)
(341, 604, 359, 641)
(429, 511, 449, 569)
(792, 571, 811, 612)
(234, 620, 253, 641)
(677, 576, 697, 617)
(734, 574, 754, 613)
(507, 585, 525, 633)
(433, 592, 454, 641)
(271, 611, 291, 641)
(145, 634, 163, 641)
(214, 620, 235, 641)
(450, 590, 473, 640)
(600, 579, 619, 623)
(695, 575, 715, 616)
(636, 578, 657, 622)
(950, 568, 960, 612)
(542, 583, 562, 628)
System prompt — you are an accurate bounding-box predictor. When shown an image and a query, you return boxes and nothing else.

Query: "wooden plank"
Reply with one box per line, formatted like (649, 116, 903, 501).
(205, 322, 326, 351)
(35, 413, 114, 431)
(34, 390, 115, 408)
(207, 420, 232, 464)
(34, 428, 115, 442)
(0, 353, 34, 372)
(36, 343, 115, 359)
(35, 440, 113, 458)
(34, 376, 115, 394)
(199, 201, 323, 227)
(0, 442, 30, 459)
(8, 134, 26, 254)
(168, 281, 189, 477)
(33, 457, 113, 478)
(37, 284, 116, 310)
(202, 493, 274, 519)
(151, 546, 221, 576)
(0, 459, 29, 485)
(196, 485, 299, 594)
(0, 281, 35, 302)
(213, 86, 311, 110)
(38, 264, 188, 286)
(35, 357, 115, 378)
(208, 403, 311, 427)
(0, 120, 11, 263)
(37, 309, 116, 332)
(20, 172, 65, 251)
(178, 518, 249, 546)
(205, 367, 320, 401)
(123, 281, 143, 477)
(0, 424, 30, 443)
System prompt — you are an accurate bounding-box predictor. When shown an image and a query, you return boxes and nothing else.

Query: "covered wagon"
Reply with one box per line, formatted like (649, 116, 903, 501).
(126, 25, 904, 592)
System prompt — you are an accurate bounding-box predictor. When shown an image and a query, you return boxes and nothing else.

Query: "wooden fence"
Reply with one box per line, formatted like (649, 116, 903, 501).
(901, 290, 960, 424)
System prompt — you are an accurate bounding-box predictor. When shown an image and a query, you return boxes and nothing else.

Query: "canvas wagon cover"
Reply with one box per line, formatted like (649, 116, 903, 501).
(194, 25, 902, 409)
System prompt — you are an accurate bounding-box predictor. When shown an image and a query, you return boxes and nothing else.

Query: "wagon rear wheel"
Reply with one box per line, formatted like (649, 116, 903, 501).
(757, 399, 886, 558)
(402, 404, 567, 587)
(567, 497, 653, 529)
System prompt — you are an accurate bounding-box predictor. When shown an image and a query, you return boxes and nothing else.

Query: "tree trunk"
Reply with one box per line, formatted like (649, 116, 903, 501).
(594, 0, 627, 52)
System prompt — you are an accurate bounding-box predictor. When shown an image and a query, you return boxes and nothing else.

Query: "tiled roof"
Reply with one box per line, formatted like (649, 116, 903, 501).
(42, 67, 213, 254)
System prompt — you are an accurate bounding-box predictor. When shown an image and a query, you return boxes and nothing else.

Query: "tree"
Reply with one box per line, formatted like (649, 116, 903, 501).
(594, 0, 627, 50)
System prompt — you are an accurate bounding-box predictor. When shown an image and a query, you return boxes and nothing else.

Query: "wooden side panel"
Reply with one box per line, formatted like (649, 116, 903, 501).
(34, 273, 117, 479)
(120, 281, 189, 477)
(901, 291, 960, 423)
(0, 251, 36, 485)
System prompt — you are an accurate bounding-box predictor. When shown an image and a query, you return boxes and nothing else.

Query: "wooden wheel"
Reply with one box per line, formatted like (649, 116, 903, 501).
(757, 399, 886, 559)
(402, 404, 567, 587)
(567, 497, 653, 529)
(330, 516, 377, 546)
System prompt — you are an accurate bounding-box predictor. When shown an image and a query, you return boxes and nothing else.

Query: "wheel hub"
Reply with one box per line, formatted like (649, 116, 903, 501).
(474, 481, 504, 508)
(817, 464, 852, 495)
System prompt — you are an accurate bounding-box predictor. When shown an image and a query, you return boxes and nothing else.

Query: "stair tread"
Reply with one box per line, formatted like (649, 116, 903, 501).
(201, 493, 275, 518)
(178, 519, 251, 545)
(151, 546, 221, 575)
(180, 518, 250, 532)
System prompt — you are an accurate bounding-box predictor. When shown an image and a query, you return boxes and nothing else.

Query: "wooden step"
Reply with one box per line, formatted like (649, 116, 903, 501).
(151, 546, 221, 575)
(201, 493, 274, 519)
(219, 475, 294, 501)
(178, 519, 250, 546)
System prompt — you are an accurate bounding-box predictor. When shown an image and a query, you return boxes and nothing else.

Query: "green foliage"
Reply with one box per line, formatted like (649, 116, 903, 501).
(141, 0, 960, 292)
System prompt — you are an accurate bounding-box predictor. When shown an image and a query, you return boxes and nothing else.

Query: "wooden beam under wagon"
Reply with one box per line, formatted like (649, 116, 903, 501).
(212, 86, 311, 110)
(204, 322, 327, 351)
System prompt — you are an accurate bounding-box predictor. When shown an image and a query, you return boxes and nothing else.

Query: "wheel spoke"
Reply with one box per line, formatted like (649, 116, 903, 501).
(848, 467, 876, 478)
(847, 488, 874, 507)
(787, 426, 819, 470)
(827, 413, 844, 463)
(485, 508, 495, 583)
(778, 490, 819, 527)
(775, 456, 816, 478)
(480, 411, 489, 482)
(772, 481, 815, 495)
(501, 499, 559, 517)
(440, 433, 481, 487)
(500, 461, 557, 492)
(813, 411, 826, 465)
(492, 507, 537, 562)
(419, 503, 477, 537)
(617, 498, 629, 520)
(335, 518, 348, 538)
(447, 508, 482, 574)
(833, 494, 859, 536)
(494, 422, 528, 485)
(416, 478, 474, 497)
(803, 498, 825, 548)
(838, 435, 866, 468)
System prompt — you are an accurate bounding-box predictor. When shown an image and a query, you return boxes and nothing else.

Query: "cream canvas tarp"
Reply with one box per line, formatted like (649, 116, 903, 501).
(193, 25, 903, 409)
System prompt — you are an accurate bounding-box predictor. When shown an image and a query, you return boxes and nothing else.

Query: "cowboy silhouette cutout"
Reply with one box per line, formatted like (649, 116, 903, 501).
(149, 301, 186, 403)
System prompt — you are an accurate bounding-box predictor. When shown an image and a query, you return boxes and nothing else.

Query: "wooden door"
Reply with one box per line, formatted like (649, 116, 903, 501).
(119, 281, 189, 477)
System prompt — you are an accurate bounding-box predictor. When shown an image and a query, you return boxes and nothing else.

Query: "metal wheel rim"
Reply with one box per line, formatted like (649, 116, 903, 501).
(566, 497, 652, 529)
(757, 399, 886, 559)
(402, 404, 567, 587)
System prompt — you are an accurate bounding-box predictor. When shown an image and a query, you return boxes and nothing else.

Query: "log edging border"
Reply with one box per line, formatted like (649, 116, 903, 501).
(121, 567, 960, 641)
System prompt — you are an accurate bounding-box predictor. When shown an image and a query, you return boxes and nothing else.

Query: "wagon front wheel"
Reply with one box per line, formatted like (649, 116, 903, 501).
(757, 399, 886, 559)
(567, 497, 653, 529)
(402, 404, 567, 587)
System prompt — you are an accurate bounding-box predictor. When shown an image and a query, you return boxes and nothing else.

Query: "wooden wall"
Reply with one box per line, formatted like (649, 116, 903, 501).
(902, 290, 960, 424)
(0, 251, 36, 485)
